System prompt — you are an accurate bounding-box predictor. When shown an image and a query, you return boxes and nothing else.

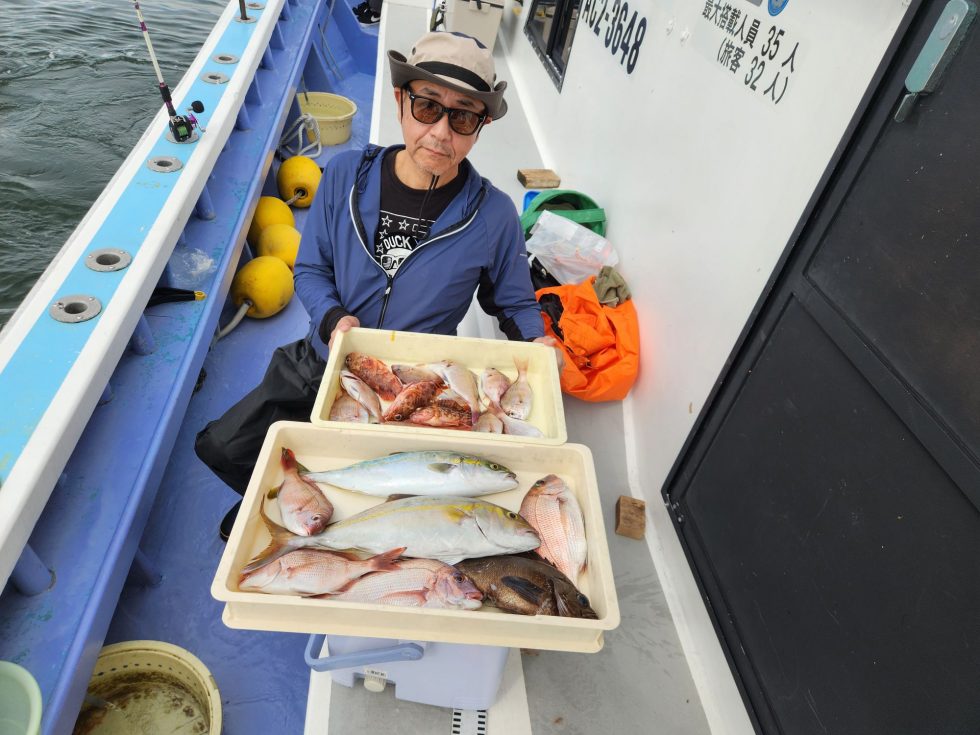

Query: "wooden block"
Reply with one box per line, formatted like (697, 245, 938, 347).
(517, 168, 560, 189)
(615, 496, 646, 539)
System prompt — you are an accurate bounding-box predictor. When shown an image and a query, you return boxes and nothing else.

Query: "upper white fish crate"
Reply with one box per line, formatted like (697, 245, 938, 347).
(311, 327, 568, 444)
(212, 421, 619, 652)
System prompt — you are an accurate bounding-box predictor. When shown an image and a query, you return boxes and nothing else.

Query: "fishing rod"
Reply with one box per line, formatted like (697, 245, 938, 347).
(132, 1, 204, 143)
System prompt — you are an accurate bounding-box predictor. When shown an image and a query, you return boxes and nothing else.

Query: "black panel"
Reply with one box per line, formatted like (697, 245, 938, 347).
(808, 26, 980, 453)
(685, 298, 980, 735)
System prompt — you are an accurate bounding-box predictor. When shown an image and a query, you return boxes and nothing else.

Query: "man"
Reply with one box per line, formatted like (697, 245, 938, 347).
(195, 31, 561, 539)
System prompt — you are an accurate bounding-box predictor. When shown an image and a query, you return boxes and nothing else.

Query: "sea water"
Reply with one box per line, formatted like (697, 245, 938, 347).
(0, 0, 224, 328)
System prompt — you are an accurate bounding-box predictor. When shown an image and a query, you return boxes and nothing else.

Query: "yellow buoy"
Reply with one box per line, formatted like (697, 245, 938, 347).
(247, 196, 295, 246)
(277, 156, 322, 208)
(257, 223, 301, 270)
(230, 255, 294, 318)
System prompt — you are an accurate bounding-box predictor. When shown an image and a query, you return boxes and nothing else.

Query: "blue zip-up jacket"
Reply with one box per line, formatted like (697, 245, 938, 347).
(294, 145, 545, 360)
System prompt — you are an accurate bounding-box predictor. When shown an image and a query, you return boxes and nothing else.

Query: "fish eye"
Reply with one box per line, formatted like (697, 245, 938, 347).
(489, 463, 501, 470)
(578, 594, 590, 606)
(453, 573, 464, 583)
(506, 511, 517, 519)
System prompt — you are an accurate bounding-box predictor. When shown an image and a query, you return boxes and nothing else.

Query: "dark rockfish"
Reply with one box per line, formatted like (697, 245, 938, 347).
(383, 379, 443, 422)
(345, 352, 402, 401)
(456, 555, 598, 619)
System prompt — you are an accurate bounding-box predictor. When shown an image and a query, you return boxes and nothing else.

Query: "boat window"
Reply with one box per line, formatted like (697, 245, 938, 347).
(524, 0, 581, 88)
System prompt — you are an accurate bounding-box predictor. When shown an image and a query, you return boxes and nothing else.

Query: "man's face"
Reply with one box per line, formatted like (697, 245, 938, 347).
(394, 80, 490, 181)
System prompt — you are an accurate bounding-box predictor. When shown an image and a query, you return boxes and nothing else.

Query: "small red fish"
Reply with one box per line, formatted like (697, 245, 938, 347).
(345, 352, 402, 401)
(409, 403, 473, 428)
(276, 448, 334, 536)
(383, 379, 443, 422)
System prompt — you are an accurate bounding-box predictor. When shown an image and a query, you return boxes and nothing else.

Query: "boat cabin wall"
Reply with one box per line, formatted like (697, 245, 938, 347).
(498, 0, 911, 493)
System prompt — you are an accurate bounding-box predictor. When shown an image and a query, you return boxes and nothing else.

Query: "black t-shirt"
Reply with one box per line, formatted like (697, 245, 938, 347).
(373, 150, 466, 277)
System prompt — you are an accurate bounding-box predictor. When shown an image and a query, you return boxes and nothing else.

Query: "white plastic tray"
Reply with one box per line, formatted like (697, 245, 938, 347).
(310, 327, 567, 445)
(212, 421, 620, 653)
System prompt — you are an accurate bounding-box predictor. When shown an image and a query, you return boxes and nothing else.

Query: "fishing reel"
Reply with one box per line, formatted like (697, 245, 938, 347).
(169, 101, 205, 143)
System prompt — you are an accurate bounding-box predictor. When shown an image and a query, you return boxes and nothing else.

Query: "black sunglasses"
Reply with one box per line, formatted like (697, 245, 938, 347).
(403, 88, 487, 135)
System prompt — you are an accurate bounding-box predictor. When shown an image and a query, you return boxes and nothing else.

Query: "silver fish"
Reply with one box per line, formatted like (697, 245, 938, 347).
(339, 369, 383, 423)
(488, 401, 544, 437)
(274, 448, 333, 536)
(329, 391, 374, 424)
(391, 363, 442, 385)
(239, 547, 403, 596)
(473, 412, 504, 433)
(480, 367, 511, 406)
(429, 361, 481, 423)
(243, 495, 540, 572)
(328, 558, 483, 609)
(303, 451, 518, 497)
(500, 357, 532, 420)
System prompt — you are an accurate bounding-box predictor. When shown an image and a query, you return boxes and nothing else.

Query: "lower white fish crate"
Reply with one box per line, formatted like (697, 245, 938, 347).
(212, 421, 620, 653)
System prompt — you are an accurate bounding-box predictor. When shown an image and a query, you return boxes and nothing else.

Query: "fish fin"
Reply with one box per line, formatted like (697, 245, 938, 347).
(381, 590, 428, 605)
(328, 578, 361, 595)
(294, 458, 311, 474)
(266, 487, 280, 500)
(501, 575, 548, 606)
(369, 547, 407, 572)
(388, 451, 406, 456)
(427, 463, 456, 474)
(329, 548, 363, 561)
(552, 580, 572, 617)
(240, 497, 297, 574)
(514, 356, 529, 375)
(241, 543, 291, 575)
(441, 556, 465, 565)
(386, 493, 416, 501)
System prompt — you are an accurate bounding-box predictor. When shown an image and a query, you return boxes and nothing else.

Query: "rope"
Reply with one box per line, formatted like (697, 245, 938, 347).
(278, 113, 322, 158)
(284, 190, 306, 206)
(214, 301, 252, 341)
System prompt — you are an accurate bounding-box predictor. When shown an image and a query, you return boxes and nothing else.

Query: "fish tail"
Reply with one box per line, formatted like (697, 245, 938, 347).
(369, 547, 407, 572)
(240, 497, 300, 574)
(514, 356, 529, 377)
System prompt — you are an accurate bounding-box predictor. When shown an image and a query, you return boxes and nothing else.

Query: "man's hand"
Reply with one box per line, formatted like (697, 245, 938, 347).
(533, 335, 565, 372)
(329, 316, 360, 350)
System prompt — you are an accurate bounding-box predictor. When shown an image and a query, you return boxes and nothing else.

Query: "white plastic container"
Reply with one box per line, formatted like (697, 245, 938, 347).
(445, 0, 504, 52)
(212, 421, 620, 653)
(311, 327, 567, 445)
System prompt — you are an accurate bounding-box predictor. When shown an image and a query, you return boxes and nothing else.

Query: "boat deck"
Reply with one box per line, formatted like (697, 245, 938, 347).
(9, 0, 712, 731)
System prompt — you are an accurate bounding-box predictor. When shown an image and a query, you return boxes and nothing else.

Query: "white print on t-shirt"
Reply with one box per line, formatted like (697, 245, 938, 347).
(376, 208, 436, 276)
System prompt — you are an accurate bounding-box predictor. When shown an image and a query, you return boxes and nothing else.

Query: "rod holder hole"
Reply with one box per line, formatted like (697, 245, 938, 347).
(50, 295, 102, 323)
(147, 156, 182, 173)
(86, 249, 132, 272)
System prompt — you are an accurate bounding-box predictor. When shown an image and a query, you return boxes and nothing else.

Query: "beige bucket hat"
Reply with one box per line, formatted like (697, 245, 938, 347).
(388, 31, 508, 119)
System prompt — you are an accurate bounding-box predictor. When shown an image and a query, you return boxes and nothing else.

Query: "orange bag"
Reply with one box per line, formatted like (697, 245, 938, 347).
(536, 276, 640, 402)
